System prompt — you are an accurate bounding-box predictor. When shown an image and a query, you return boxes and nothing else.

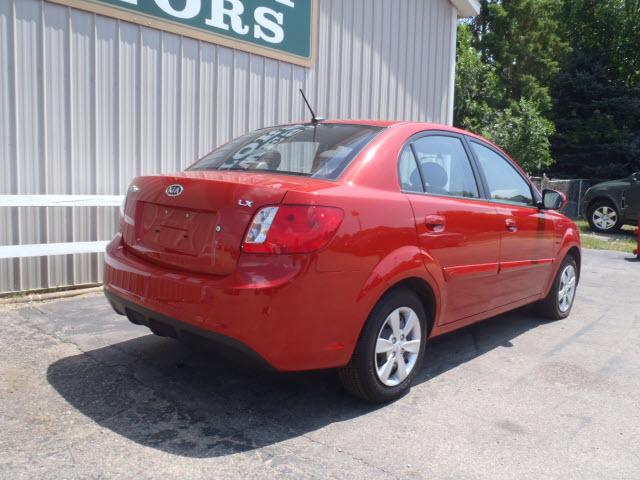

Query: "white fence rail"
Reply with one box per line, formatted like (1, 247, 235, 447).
(0, 195, 123, 262)
(0, 195, 123, 208)
(0, 241, 112, 259)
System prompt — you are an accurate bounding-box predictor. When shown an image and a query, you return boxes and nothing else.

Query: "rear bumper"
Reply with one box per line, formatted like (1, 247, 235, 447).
(105, 289, 273, 370)
(104, 234, 365, 371)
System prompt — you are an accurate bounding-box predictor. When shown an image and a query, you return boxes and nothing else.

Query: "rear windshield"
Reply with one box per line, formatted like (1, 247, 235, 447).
(188, 123, 383, 180)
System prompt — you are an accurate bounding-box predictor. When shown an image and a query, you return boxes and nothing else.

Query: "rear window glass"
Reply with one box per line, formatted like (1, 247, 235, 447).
(188, 123, 383, 180)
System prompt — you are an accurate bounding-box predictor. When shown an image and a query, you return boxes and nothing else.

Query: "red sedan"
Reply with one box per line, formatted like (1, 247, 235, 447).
(104, 121, 581, 403)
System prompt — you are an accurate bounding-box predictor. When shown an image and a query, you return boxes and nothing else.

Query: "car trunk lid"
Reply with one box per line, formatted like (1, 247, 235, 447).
(121, 171, 331, 275)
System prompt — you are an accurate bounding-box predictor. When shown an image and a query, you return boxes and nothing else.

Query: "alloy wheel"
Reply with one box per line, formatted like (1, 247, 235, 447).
(374, 307, 422, 387)
(592, 206, 618, 231)
(558, 264, 577, 313)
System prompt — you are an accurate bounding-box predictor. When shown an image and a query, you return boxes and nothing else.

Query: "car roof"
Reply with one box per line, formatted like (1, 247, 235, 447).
(286, 119, 479, 139)
(323, 119, 485, 140)
(285, 119, 517, 171)
(323, 119, 509, 155)
(320, 119, 533, 187)
(321, 119, 401, 128)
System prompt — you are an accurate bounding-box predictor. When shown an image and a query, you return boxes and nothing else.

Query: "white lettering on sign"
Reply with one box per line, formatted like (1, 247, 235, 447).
(111, 0, 304, 47)
(155, 0, 201, 19)
(254, 7, 283, 44)
(206, 0, 249, 35)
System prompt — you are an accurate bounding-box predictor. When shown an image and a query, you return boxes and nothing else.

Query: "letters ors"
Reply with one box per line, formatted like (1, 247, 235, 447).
(116, 0, 298, 45)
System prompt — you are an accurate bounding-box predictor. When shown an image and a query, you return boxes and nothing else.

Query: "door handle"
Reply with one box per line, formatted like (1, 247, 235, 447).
(505, 218, 518, 232)
(425, 215, 446, 232)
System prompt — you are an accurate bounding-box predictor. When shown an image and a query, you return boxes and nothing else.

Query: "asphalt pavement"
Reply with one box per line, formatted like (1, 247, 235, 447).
(1, 249, 639, 479)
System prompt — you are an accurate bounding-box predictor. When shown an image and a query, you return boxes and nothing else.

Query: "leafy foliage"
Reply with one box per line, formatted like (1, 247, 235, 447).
(455, 0, 640, 178)
(550, 0, 640, 178)
(473, 0, 569, 112)
(454, 22, 556, 173)
(482, 99, 556, 172)
(454, 24, 502, 132)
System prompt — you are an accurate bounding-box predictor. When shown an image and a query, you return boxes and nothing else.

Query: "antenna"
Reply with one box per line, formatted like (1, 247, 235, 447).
(299, 89, 324, 124)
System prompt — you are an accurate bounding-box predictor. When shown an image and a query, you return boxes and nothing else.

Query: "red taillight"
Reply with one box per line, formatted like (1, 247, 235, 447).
(242, 205, 344, 254)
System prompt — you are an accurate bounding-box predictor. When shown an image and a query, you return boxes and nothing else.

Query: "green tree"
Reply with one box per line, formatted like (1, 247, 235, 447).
(454, 24, 502, 132)
(473, 0, 569, 112)
(550, 0, 640, 178)
(456, 0, 640, 178)
(454, 3, 562, 174)
(481, 99, 556, 172)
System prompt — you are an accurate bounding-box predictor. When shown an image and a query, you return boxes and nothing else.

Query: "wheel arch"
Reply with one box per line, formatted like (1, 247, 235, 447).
(566, 246, 581, 282)
(543, 224, 581, 297)
(587, 195, 620, 213)
(377, 277, 437, 338)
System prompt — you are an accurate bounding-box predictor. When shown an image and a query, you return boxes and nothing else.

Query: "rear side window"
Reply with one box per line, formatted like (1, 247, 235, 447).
(400, 135, 480, 198)
(399, 146, 423, 193)
(470, 142, 534, 206)
(188, 124, 383, 180)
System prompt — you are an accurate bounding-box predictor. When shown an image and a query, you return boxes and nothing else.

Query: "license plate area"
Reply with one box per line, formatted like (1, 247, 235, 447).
(136, 202, 217, 256)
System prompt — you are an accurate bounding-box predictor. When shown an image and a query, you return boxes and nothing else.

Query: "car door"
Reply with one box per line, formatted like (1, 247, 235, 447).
(399, 132, 503, 324)
(468, 140, 556, 306)
(624, 173, 640, 222)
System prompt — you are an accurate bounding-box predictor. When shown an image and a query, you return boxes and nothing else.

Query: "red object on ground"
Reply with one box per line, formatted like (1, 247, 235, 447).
(635, 212, 640, 258)
(104, 121, 581, 372)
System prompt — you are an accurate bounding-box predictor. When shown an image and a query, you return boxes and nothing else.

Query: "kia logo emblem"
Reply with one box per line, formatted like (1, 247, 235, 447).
(165, 184, 184, 197)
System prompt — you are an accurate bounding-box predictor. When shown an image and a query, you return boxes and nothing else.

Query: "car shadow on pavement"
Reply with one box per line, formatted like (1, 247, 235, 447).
(47, 307, 542, 458)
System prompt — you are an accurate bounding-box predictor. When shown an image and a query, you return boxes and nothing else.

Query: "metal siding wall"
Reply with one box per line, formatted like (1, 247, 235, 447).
(0, 0, 16, 291)
(0, 0, 458, 293)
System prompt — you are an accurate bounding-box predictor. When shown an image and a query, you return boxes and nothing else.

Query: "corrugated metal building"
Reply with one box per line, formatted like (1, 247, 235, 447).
(0, 0, 479, 294)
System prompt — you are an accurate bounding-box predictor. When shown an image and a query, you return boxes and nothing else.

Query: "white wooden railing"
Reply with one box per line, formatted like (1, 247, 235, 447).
(0, 195, 124, 259)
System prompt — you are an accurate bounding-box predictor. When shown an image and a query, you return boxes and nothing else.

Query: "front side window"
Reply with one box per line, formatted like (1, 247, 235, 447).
(471, 142, 534, 206)
(403, 135, 479, 198)
(188, 124, 383, 180)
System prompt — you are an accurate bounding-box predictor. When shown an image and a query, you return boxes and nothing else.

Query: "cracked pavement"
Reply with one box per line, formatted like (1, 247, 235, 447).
(1, 249, 639, 479)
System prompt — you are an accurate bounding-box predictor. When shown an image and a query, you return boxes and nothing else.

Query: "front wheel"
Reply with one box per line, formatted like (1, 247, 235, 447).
(587, 201, 622, 233)
(338, 289, 427, 403)
(537, 255, 578, 320)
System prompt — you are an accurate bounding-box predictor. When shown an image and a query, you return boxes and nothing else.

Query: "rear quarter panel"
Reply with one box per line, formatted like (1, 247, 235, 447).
(281, 185, 442, 357)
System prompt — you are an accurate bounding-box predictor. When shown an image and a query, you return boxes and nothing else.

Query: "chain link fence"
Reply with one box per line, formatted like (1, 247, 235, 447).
(531, 176, 591, 219)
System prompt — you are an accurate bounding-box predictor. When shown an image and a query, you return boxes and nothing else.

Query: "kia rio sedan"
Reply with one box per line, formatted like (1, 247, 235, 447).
(104, 121, 581, 403)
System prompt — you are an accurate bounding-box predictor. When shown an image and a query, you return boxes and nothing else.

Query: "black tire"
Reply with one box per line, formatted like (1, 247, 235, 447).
(537, 255, 578, 320)
(338, 289, 428, 403)
(587, 200, 622, 233)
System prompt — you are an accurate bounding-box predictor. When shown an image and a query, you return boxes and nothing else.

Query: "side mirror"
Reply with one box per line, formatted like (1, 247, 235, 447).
(632, 172, 640, 182)
(541, 189, 566, 210)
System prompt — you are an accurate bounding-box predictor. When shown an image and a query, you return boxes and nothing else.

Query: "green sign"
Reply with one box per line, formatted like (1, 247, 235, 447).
(58, 0, 315, 65)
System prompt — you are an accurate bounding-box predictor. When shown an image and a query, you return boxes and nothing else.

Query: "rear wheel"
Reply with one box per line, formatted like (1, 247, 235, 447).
(339, 289, 427, 403)
(587, 201, 622, 233)
(537, 255, 578, 320)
